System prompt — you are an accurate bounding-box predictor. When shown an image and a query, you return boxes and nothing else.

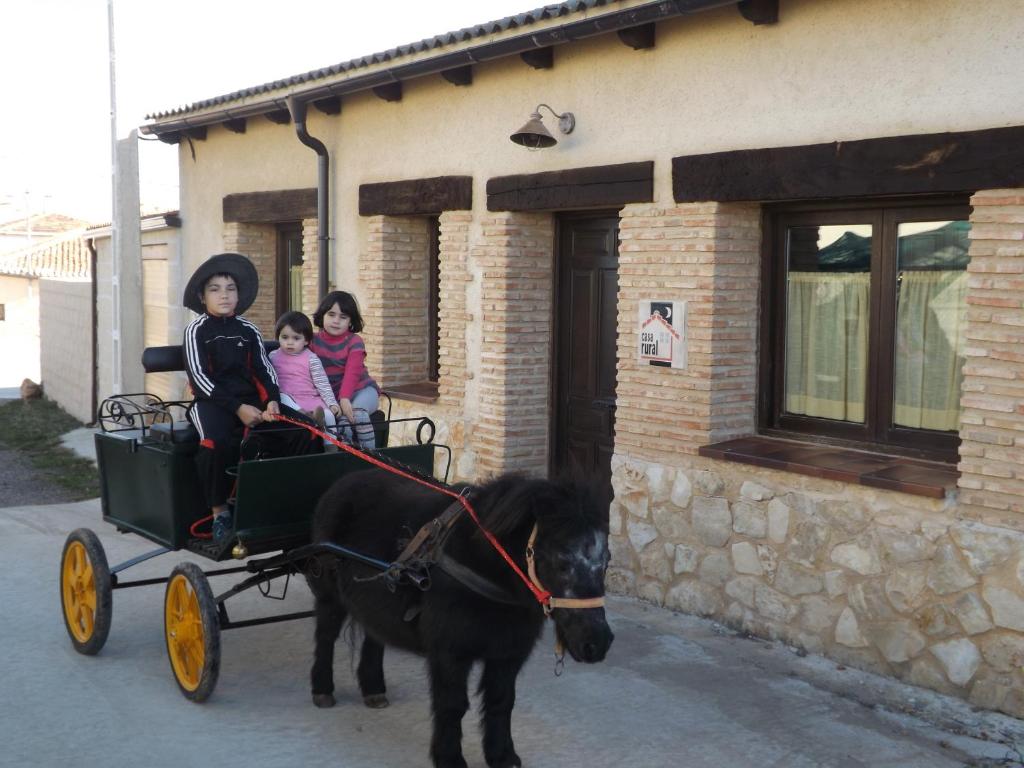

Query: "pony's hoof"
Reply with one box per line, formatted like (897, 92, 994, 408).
(363, 693, 389, 709)
(312, 693, 336, 708)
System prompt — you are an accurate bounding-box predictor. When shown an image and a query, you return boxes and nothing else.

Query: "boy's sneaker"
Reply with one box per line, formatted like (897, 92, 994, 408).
(212, 512, 233, 542)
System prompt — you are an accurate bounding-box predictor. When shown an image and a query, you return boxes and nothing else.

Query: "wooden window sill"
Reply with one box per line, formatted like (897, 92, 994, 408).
(697, 436, 959, 499)
(383, 382, 439, 405)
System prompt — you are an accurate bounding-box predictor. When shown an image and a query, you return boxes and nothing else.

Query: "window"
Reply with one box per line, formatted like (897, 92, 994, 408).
(761, 199, 970, 462)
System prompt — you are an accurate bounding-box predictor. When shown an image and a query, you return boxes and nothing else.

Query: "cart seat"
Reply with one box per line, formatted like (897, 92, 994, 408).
(150, 421, 199, 444)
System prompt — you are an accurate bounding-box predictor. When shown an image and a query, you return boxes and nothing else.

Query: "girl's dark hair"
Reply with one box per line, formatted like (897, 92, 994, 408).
(312, 291, 364, 333)
(275, 310, 313, 342)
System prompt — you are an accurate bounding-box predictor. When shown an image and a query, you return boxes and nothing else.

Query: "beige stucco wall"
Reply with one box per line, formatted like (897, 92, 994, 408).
(0, 275, 40, 386)
(175, 0, 1024, 288)
(39, 279, 93, 423)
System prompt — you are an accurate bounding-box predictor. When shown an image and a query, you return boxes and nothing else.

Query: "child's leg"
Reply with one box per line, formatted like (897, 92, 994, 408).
(251, 402, 323, 456)
(279, 392, 301, 411)
(189, 400, 242, 513)
(350, 387, 379, 449)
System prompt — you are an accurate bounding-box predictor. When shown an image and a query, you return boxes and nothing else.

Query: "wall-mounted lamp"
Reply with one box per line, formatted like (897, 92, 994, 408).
(509, 104, 575, 149)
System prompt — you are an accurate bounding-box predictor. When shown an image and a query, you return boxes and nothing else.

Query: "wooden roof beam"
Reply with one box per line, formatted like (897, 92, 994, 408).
(738, 0, 778, 25)
(617, 23, 655, 50)
(441, 65, 473, 87)
(185, 126, 207, 141)
(313, 96, 342, 115)
(224, 118, 246, 134)
(520, 47, 553, 70)
(372, 82, 403, 102)
(265, 109, 291, 124)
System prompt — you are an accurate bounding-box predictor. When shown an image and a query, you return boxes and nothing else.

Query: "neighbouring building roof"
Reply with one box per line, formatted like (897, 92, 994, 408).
(0, 213, 90, 236)
(141, 0, 736, 135)
(0, 231, 91, 280)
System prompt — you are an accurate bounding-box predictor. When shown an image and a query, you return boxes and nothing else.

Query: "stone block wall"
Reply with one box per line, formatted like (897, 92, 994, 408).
(608, 454, 1024, 718)
(39, 278, 93, 423)
(958, 189, 1024, 519)
(473, 212, 554, 478)
(616, 203, 760, 462)
(223, 222, 276, 337)
(360, 215, 431, 388)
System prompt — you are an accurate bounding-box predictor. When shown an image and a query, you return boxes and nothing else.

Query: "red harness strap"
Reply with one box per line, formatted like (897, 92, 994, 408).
(272, 414, 552, 607)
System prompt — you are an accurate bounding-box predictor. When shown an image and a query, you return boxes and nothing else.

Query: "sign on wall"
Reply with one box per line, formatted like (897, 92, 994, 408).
(638, 299, 686, 369)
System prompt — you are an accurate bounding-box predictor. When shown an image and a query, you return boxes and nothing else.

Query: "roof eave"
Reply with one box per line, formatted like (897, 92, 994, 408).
(141, 0, 738, 137)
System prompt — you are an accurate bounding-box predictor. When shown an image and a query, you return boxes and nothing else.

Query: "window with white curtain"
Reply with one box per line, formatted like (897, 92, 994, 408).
(762, 200, 970, 461)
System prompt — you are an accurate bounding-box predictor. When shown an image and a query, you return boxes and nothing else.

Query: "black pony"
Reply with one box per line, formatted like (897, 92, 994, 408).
(307, 469, 614, 768)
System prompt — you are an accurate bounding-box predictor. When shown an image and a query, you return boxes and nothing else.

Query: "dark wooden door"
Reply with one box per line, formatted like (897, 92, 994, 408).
(554, 214, 619, 497)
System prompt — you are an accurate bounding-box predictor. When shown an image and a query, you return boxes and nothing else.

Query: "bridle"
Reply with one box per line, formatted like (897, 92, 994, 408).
(525, 524, 606, 616)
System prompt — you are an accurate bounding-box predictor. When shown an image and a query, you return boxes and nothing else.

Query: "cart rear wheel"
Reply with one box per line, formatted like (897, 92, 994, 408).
(60, 528, 112, 655)
(164, 562, 220, 702)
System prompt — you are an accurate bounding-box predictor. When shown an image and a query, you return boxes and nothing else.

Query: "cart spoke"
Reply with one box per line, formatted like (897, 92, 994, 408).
(82, 589, 96, 613)
(78, 604, 94, 636)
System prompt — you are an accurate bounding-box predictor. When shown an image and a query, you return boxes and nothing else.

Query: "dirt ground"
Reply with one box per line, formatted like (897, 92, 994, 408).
(0, 447, 80, 507)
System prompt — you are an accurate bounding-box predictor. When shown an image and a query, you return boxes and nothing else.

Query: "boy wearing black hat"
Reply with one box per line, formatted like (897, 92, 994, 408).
(183, 252, 318, 541)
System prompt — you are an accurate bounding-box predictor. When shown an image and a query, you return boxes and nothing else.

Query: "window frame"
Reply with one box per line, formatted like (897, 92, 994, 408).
(759, 196, 971, 463)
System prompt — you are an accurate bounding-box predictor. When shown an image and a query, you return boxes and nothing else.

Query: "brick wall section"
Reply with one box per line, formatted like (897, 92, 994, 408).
(359, 215, 430, 387)
(301, 217, 320, 317)
(39, 279, 93, 423)
(615, 202, 761, 463)
(438, 211, 471, 406)
(223, 222, 276, 337)
(957, 188, 1024, 516)
(474, 212, 554, 478)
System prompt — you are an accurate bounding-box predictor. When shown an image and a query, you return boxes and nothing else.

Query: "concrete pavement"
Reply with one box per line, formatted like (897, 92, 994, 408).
(4, 498, 1024, 767)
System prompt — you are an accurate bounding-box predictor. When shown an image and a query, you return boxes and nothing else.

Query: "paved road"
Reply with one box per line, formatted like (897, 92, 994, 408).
(2, 499, 1021, 768)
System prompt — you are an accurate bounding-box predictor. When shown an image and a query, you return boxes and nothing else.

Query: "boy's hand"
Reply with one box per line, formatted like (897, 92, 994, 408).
(329, 404, 341, 417)
(236, 404, 263, 427)
(263, 401, 280, 421)
(339, 398, 355, 422)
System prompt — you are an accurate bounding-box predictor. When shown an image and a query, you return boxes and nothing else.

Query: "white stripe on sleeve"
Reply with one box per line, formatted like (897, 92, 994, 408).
(184, 316, 215, 395)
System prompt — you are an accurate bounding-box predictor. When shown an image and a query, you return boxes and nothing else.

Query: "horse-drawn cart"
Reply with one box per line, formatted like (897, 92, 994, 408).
(60, 343, 449, 701)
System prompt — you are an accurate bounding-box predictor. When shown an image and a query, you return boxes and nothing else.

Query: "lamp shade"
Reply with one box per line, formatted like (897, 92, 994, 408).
(510, 112, 557, 148)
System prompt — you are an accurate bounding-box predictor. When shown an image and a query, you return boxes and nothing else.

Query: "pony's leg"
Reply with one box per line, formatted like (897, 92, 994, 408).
(357, 635, 389, 708)
(479, 657, 526, 768)
(310, 593, 346, 708)
(428, 652, 473, 768)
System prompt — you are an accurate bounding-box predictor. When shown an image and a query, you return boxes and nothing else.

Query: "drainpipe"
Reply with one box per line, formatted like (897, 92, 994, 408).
(286, 96, 329, 297)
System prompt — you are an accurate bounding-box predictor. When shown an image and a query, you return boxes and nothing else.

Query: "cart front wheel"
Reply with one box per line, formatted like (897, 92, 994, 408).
(60, 528, 112, 655)
(164, 562, 220, 702)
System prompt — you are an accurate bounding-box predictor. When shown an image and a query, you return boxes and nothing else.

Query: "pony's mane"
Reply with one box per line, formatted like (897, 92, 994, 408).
(470, 472, 608, 538)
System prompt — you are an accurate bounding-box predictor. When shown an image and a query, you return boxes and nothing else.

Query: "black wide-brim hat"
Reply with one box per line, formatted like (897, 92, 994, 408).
(182, 252, 259, 315)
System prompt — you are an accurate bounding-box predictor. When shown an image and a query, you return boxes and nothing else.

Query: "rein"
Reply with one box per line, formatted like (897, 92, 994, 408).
(273, 414, 556, 608)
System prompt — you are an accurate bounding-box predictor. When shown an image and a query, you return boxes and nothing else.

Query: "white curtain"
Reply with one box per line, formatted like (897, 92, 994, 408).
(893, 270, 967, 431)
(785, 272, 870, 422)
(289, 265, 304, 311)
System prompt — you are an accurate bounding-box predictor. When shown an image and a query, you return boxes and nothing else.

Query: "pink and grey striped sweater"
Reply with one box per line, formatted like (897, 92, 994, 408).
(309, 329, 379, 401)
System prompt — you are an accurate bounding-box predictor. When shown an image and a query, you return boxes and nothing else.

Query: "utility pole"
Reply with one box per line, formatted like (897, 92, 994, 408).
(108, 0, 122, 394)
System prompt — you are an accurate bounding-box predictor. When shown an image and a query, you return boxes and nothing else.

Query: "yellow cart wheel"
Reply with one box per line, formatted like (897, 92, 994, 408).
(164, 562, 220, 702)
(60, 528, 112, 655)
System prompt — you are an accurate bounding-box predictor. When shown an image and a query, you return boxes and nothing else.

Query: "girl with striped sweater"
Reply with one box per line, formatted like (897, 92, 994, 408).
(309, 291, 380, 449)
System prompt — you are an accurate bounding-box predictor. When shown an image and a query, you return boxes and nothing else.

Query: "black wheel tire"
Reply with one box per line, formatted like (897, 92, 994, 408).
(164, 562, 221, 702)
(60, 528, 113, 655)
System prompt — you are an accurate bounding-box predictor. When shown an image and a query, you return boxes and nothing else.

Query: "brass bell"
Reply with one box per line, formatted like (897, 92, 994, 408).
(232, 541, 249, 559)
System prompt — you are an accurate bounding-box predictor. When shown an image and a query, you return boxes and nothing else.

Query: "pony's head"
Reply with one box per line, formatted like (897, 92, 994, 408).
(488, 474, 614, 663)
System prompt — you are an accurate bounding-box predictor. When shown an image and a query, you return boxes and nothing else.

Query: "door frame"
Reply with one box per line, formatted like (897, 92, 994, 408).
(549, 209, 621, 477)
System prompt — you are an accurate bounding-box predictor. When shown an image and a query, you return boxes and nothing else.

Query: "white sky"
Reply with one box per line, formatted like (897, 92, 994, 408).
(0, 0, 537, 223)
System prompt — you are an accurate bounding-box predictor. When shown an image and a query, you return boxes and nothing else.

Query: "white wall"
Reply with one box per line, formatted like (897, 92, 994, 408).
(0, 275, 40, 386)
(39, 279, 93, 423)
